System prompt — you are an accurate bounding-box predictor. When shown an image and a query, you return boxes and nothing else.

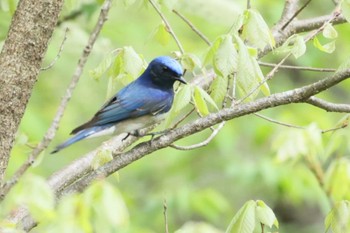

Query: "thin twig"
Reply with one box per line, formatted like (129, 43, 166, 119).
(164, 199, 169, 233)
(41, 28, 69, 71)
(172, 108, 195, 129)
(306, 96, 350, 113)
(170, 121, 225, 150)
(281, 0, 313, 30)
(172, 9, 211, 46)
(148, 0, 184, 54)
(321, 124, 348, 134)
(258, 61, 336, 72)
(254, 113, 305, 129)
(0, 0, 113, 200)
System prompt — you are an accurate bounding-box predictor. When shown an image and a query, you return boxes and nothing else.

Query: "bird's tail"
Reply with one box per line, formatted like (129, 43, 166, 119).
(51, 125, 110, 154)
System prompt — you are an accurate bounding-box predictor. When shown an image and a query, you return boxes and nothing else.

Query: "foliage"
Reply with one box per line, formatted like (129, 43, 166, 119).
(1, 0, 350, 232)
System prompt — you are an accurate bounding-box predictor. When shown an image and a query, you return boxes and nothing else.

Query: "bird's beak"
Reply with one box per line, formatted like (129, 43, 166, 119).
(175, 76, 187, 84)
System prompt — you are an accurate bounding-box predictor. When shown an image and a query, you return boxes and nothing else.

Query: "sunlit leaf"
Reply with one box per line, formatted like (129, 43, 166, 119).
(210, 76, 228, 104)
(235, 35, 267, 100)
(153, 22, 171, 46)
(225, 200, 256, 233)
(325, 200, 350, 233)
(213, 35, 237, 77)
(193, 86, 209, 116)
(323, 23, 338, 39)
(204, 37, 222, 66)
(123, 46, 144, 78)
(91, 149, 113, 170)
(172, 84, 192, 113)
(313, 37, 335, 53)
(291, 35, 306, 58)
(255, 200, 278, 228)
(89, 50, 120, 81)
(181, 53, 202, 71)
(341, 0, 350, 23)
(324, 158, 350, 201)
(196, 86, 219, 111)
(242, 9, 275, 49)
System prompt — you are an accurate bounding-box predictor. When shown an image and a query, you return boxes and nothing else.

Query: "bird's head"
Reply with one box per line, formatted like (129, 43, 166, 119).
(148, 56, 186, 87)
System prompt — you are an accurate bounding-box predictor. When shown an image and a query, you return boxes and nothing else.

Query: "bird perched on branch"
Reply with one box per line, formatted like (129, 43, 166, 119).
(52, 56, 186, 153)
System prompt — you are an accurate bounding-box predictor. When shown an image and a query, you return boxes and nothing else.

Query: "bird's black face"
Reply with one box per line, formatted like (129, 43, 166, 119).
(149, 57, 186, 88)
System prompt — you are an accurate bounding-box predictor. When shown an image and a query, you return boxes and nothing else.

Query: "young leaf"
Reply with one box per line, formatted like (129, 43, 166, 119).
(213, 35, 237, 77)
(255, 200, 279, 228)
(204, 36, 222, 66)
(291, 35, 306, 58)
(323, 23, 338, 39)
(313, 37, 335, 53)
(324, 158, 350, 201)
(242, 9, 275, 49)
(210, 76, 228, 104)
(153, 22, 171, 46)
(181, 53, 202, 71)
(341, 0, 350, 23)
(91, 149, 113, 170)
(225, 200, 256, 233)
(193, 86, 209, 116)
(172, 84, 192, 113)
(196, 86, 219, 111)
(123, 46, 144, 78)
(89, 50, 120, 80)
(325, 200, 350, 233)
(235, 35, 268, 100)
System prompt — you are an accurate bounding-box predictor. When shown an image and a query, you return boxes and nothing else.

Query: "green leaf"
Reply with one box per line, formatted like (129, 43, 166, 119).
(181, 53, 202, 71)
(341, 0, 350, 23)
(242, 9, 275, 49)
(255, 200, 278, 228)
(235, 35, 268, 100)
(89, 50, 120, 81)
(204, 37, 222, 66)
(225, 200, 256, 233)
(313, 37, 335, 53)
(193, 86, 209, 116)
(123, 46, 144, 78)
(153, 22, 171, 46)
(324, 158, 350, 201)
(172, 84, 192, 113)
(196, 86, 219, 111)
(325, 201, 350, 233)
(213, 35, 237, 77)
(291, 35, 306, 58)
(91, 149, 113, 170)
(210, 76, 228, 104)
(323, 23, 338, 39)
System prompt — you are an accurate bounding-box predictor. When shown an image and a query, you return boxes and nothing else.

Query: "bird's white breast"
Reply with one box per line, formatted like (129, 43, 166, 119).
(87, 113, 167, 138)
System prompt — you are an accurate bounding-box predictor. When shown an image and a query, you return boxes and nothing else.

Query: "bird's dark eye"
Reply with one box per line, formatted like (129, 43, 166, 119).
(162, 66, 168, 71)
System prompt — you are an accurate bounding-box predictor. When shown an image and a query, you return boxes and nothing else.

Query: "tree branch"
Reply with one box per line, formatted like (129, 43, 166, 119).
(306, 96, 350, 113)
(60, 69, 350, 196)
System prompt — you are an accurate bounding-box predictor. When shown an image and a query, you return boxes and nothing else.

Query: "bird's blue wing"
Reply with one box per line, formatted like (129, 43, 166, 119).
(71, 82, 173, 134)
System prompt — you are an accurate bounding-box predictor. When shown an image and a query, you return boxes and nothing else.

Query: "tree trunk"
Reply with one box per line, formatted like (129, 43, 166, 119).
(0, 0, 64, 184)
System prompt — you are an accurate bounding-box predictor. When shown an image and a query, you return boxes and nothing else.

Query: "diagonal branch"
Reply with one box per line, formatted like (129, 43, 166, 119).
(61, 69, 350, 196)
(306, 96, 350, 113)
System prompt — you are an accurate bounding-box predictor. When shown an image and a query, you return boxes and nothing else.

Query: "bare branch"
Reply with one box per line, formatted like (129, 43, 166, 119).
(254, 113, 305, 129)
(306, 96, 350, 113)
(148, 0, 184, 54)
(60, 68, 350, 196)
(281, 0, 312, 30)
(0, 0, 113, 201)
(170, 121, 225, 150)
(41, 28, 69, 71)
(258, 61, 336, 72)
(172, 9, 211, 46)
(273, 0, 299, 33)
(164, 199, 169, 233)
(294, 13, 346, 33)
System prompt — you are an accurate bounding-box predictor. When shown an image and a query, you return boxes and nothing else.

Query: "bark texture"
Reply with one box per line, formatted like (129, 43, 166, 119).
(0, 0, 64, 183)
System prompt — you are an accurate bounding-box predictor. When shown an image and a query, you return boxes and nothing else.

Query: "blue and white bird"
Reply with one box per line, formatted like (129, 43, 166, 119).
(52, 56, 185, 153)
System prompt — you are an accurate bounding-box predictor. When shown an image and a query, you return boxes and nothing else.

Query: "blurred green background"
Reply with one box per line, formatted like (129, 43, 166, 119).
(1, 0, 350, 232)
